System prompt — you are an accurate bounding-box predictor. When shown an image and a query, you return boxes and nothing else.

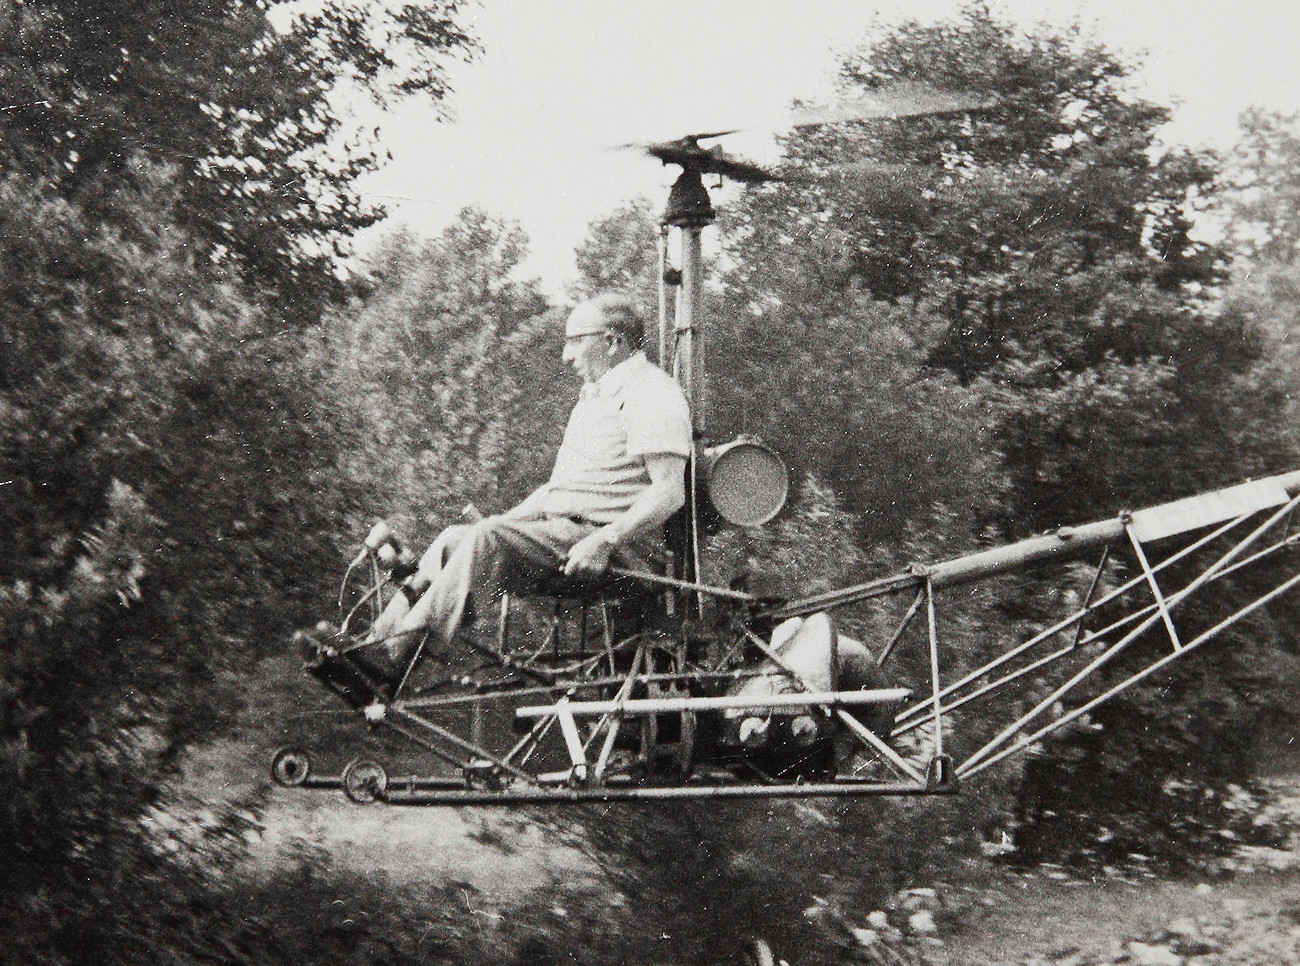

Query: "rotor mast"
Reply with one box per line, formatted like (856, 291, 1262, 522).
(661, 167, 713, 438)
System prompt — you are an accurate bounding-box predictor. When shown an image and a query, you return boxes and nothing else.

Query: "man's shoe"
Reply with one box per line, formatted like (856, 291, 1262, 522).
(293, 621, 339, 662)
(347, 647, 407, 697)
(300, 632, 405, 707)
(305, 649, 399, 707)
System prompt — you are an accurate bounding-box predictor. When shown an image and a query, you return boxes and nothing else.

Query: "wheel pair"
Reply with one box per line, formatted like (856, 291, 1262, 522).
(270, 747, 388, 804)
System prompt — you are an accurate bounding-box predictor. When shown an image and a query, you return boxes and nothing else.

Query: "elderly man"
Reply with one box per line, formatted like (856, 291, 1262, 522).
(345, 291, 693, 696)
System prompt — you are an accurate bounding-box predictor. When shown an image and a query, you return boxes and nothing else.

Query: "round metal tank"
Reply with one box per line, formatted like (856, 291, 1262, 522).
(703, 437, 789, 526)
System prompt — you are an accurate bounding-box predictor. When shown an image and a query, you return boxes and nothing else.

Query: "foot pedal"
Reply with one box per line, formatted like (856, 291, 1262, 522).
(304, 647, 388, 708)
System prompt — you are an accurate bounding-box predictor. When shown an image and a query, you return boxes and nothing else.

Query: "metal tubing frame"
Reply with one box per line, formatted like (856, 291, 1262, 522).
(364, 510, 1300, 799)
(960, 565, 1300, 779)
(678, 226, 705, 431)
(892, 638, 1078, 738)
(956, 492, 1300, 778)
(877, 587, 925, 667)
(385, 706, 541, 785)
(302, 472, 1300, 804)
(588, 642, 645, 781)
(515, 688, 912, 718)
(657, 225, 670, 368)
(1071, 547, 1111, 649)
(893, 507, 1258, 728)
(774, 469, 1300, 624)
(893, 548, 1114, 739)
(925, 578, 944, 759)
(381, 779, 951, 806)
(1127, 523, 1182, 651)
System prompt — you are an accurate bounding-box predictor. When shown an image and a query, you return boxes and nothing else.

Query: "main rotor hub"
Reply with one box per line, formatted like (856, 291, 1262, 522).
(661, 169, 715, 229)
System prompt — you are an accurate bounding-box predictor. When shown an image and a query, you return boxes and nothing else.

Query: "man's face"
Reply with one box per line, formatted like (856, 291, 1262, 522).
(562, 331, 612, 383)
(562, 303, 614, 383)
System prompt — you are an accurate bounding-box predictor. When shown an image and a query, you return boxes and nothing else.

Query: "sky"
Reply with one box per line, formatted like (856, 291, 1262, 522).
(348, 0, 1300, 295)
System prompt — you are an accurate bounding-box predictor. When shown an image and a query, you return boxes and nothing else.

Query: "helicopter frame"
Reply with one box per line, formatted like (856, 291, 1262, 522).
(276, 90, 1300, 805)
(278, 468, 1300, 805)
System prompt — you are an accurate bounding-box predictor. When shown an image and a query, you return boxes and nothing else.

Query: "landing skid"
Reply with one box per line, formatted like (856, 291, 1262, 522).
(271, 748, 958, 805)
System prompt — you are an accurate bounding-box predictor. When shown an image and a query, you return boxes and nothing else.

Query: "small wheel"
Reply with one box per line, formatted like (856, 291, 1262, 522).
(341, 758, 388, 804)
(270, 747, 312, 787)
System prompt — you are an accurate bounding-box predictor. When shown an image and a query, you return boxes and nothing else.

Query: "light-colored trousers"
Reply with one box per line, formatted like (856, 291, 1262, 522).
(372, 515, 648, 669)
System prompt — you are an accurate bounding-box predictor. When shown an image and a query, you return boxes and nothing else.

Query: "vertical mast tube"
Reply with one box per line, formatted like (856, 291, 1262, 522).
(657, 225, 670, 370)
(679, 225, 705, 434)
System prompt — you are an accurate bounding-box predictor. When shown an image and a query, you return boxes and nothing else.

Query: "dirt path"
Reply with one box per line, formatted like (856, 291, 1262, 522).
(180, 654, 1300, 963)
(931, 867, 1300, 965)
(860, 776, 1300, 965)
(249, 791, 596, 896)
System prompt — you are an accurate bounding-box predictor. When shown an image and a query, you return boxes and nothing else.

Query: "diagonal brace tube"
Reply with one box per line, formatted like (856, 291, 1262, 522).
(960, 565, 1300, 779)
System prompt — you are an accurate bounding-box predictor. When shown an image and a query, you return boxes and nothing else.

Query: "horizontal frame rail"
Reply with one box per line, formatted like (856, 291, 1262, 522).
(380, 779, 952, 805)
(515, 688, 912, 719)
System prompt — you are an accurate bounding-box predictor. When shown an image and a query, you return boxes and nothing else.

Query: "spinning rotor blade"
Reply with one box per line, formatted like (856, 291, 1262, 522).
(614, 130, 738, 153)
(619, 84, 989, 186)
(790, 81, 994, 130)
(619, 132, 783, 184)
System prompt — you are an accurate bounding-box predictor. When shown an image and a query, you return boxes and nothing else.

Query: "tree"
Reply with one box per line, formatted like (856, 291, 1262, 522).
(722, 3, 1286, 532)
(0, 2, 480, 957)
(571, 197, 663, 303)
(706, 287, 1002, 545)
(0, 164, 360, 959)
(320, 211, 560, 544)
(0, 0, 478, 321)
(1228, 108, 1300, 265)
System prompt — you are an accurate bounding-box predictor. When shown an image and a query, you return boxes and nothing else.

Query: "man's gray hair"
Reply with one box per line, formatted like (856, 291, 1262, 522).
(588, 291, 646, 350)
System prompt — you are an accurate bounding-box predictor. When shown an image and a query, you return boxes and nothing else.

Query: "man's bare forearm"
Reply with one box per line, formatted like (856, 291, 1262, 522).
(501, 483, 553, 521)
(561, 454, 688, 575)
(597, 483, 681, 546)
(596, 454, 686, 547)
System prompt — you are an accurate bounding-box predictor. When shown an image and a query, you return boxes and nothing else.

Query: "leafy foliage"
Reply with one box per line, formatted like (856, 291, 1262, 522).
(707, 287, 1002, 543)
(6, 0, 1300, 960)
(717, 3, 1282, 537)
(0, 0, 478, 320)
(1228, 109, 1300, 265)
(570, 196, 663, 307)
(317, 212, 559, 544)
(0, 1, 479, 959)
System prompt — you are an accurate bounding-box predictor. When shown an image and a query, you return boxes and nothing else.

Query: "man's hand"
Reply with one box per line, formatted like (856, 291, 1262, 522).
(563, 530, 616, 576)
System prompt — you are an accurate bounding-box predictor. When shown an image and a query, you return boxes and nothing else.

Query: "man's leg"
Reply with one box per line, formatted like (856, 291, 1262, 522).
(373, 515, 594, 675)
(367, 525, 469, 642)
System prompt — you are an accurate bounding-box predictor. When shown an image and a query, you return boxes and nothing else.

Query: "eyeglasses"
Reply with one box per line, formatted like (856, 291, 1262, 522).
(564, 330, 613, 343)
